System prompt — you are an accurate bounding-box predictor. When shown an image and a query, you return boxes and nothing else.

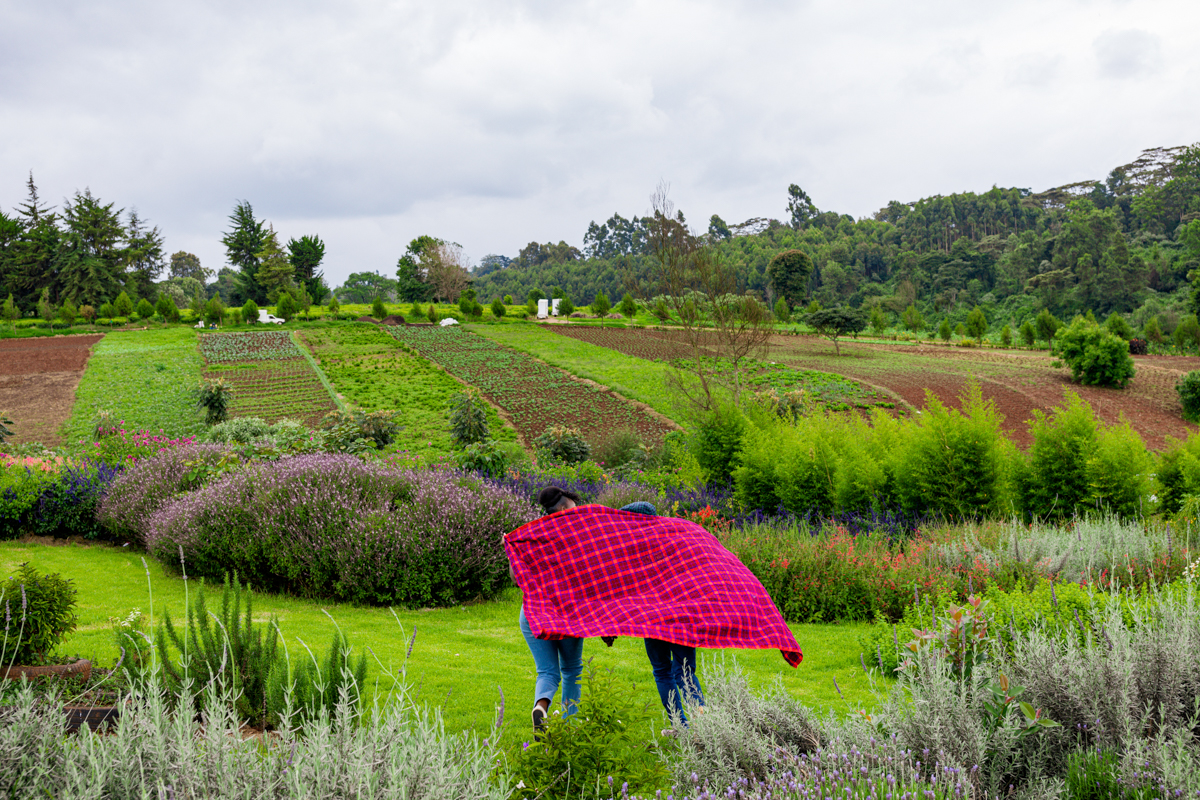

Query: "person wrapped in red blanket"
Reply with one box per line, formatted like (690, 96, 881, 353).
(505, 493, 801, 729)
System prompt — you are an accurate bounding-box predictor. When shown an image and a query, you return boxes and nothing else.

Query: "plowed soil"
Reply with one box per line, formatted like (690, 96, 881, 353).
(548, 326, 1199, 451)
(0, 335, 105, 447)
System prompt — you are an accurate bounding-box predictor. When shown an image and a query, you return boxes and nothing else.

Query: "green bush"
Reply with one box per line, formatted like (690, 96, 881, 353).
(1177, 371, 1200, 422)
(0, 563, 78, 665)
(453, 439, 512, 477)
(320, 408, 404, 451)
(938, 318, 951, 341)
(1053, 317, 1136, 388)
(534, 425, 591, 465)
(193, 377, 234, 425)
(276, 291, 297, 321)
(136, 298, 155, 320)
(242, 299, 259, 325)
(490, 297, 506, 318)
(448, 389, 490, 446)
(372, 295, 387, 320)
(619, 292, 637, 318)
(506, 666, 669, 800)
(591, 291, 611, 317)
(1020, 320, 1035, 346)
(693, 405, 746, 482)
(1105, 312, 1133, 340)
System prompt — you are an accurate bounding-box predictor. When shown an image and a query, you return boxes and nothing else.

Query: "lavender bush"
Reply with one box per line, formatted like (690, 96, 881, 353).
(97, 444, 235, 545)
(1, 460, 121, 540)
(146, 455, 538, 607)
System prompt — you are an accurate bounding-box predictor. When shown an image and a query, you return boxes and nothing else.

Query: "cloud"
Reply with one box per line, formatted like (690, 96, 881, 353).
(1, 0, 1196, 288)
(1094, 29, 1163, 79)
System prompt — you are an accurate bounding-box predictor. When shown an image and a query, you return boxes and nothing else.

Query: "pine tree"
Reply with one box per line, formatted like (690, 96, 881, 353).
(223, 201, 270, 304)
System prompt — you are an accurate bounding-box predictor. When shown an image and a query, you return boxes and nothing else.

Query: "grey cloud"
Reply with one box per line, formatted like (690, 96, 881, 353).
(1094, 29, 1162, 79)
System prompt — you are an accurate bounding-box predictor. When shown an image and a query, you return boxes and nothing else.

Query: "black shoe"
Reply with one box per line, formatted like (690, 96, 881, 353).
(532, 704, 546, 732)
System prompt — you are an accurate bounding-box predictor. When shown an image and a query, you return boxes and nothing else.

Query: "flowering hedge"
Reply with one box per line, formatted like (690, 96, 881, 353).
(1, 458, 121, 540)
(145, 455, 538, 607)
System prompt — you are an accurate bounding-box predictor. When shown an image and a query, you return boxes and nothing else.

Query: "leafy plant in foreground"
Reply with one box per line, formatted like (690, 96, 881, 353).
(193, 377, 234, 425)
(0, 563, 78, 666)
(448, 389, 490, 445)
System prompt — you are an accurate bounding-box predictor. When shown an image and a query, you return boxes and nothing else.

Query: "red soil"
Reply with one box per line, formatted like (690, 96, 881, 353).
(0, 335, 105, 447)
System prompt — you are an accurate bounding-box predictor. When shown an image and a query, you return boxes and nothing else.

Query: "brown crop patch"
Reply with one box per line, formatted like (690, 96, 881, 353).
(0, 334, 105, 447)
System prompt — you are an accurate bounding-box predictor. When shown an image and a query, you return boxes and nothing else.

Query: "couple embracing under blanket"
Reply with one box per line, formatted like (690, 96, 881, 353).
(504, 486, 802, 734)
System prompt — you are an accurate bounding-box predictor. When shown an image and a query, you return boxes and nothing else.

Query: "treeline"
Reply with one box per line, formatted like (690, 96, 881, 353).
(0, 181, 330, 320)
(469, 145, 1200, 333)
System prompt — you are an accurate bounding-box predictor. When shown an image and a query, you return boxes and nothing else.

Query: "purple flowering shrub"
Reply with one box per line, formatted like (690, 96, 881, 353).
(98, 444, 234, 545)
(146, 455, 538, 607)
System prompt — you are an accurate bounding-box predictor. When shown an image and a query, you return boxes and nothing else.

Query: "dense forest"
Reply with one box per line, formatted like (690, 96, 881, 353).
(471, 144, 1200, 332)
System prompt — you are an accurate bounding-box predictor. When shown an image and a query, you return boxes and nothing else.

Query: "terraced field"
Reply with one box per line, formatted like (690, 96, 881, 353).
(199, 331, 337, 426)
(385, 326, 676, 448)
(300, 325, 517, 455)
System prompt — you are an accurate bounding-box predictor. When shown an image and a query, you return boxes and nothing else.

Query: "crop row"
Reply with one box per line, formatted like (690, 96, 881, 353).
(385, 326, 674, 447)
(198, 331, 303, 364)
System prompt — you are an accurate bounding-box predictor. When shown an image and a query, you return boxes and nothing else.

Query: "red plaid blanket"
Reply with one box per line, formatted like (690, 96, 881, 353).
(504, 505, 802, 666)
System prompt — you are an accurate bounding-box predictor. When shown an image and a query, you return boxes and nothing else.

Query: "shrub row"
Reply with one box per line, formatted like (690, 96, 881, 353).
(102, 452, 538, 607)
(727, 385, 1156, 522)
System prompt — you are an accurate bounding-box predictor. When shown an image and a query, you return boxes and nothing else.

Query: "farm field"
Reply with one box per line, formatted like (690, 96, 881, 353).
(0, 334, 104, 447)
(61, 328, 207, 445)
(386, 325, 677, 449)
(0, 541, 880, 738)
(199, 330, 338, 426)
(546, 324, 894, 413)
(299, 324, 518, 455)
(766, 334, 1200, 450)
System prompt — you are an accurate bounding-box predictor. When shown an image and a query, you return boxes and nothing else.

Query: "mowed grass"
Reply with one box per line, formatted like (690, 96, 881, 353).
(61, 327, 207, 447)
(300, 324, 518, 455)
(467, 323, 685, 427)
(1, 542, 885, 743)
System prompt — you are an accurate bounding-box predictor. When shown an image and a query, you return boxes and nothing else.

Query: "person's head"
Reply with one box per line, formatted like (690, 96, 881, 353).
(537, 486, 581, 515)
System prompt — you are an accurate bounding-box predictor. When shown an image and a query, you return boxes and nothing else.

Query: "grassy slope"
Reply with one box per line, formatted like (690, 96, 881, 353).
(300, 324, 518, 455)
(60, 328, 206, 448)
(467, 323, 686, 427)
(2, 542, 883, 744)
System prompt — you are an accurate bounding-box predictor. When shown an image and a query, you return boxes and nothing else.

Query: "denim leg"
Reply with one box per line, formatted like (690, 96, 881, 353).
(520, 610, 561, 704)
(556, 636, 584, 716)
(668, 643, 704, 708)
(644, 637, 686, 723)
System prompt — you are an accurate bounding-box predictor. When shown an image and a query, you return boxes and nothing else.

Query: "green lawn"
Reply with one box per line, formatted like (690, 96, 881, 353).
(2, 542, 886, 743)
(467, 323, 685, 427)
(60, 327, 207, 448)
(299, 324, 518, 456)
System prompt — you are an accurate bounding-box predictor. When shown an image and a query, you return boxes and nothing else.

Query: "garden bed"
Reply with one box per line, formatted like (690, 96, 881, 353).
(0, 334, 104, 447)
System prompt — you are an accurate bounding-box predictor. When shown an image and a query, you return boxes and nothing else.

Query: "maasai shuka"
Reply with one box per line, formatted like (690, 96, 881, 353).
(504, 505, 802, 666)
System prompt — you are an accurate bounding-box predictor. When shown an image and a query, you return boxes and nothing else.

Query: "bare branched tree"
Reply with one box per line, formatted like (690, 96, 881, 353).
(640, 183, 773, 411)
(426, 243, 472, 303)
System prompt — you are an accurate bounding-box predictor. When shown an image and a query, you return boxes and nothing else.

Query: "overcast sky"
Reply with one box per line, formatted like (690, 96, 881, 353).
(2, 0, 1197, 289)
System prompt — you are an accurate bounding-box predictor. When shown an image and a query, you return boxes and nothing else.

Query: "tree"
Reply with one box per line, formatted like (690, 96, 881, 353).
(1054, 317, 1136, 387)
(1035, 309, 1061, 344)
(591, 291, 610, 317)
(113, 291, 134, 318)
(57, 298, 76, 327)
(156, 292, 179, 323)
(123, 209, 166, 300)
(135, 297, 154, 319)
(964, 305, 988, 341)
(902, 304, 925, 332)
(869, 305, 888, 335)
(490, 297, 506, 318)
(766, 249, 813, 307)
(708, 214, 732, 240)
(938, 318, 952, 341)
(294, 283, 313, 320)
(38, 287, 55, 328)
(774, 296, 790, 323)
(372, 295, 387, 320)
(57, 189, 126, 307)
(337, 272, 396, 304)
(1145, 316, 1164, 345)
(275, 291, 297, 321)
(1105, 313, 1133, 340)
(327, 295, 340, 317)
(222, 201, 270, 304)
(805, 306, 867, 356)
(426, 242, 471, 303)
(255, 227, 295, 302)
(2, 294, 19, 330)
(1000, 325, 1012, 347)
(242, 299, 259, 325)
(640, 185, 774, 407)
(169, 251, 210, 282)
(394, 235, 441, 302)
(1020, 320, 1036, 346)
(78, 305, 95, 324)
(786, 184, 819, 229)
(619, 292, 637, 318)
(203, 296, 226, 326)
(287, 234, 326, 300)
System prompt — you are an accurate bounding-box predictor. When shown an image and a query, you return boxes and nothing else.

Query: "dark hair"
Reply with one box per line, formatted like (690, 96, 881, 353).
(537, 486, 582, 514)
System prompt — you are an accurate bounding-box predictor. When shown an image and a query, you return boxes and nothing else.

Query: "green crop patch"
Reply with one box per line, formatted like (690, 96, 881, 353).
(299, 325, 517, 457)
(385, 325, 676, 449)
(62, 328, 207, 444)
(198, 331, 337, 426)
(198, 330, 303, 364)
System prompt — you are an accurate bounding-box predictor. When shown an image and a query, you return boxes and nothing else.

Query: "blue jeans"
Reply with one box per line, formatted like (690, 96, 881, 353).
(644, 638, 704, 725)
(520, 609, 583, 716)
